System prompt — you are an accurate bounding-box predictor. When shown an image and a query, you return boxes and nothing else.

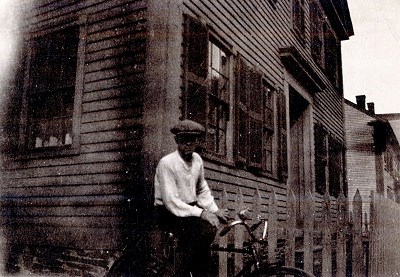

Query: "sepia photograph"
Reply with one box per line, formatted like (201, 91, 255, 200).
(0, 0, 399, 276)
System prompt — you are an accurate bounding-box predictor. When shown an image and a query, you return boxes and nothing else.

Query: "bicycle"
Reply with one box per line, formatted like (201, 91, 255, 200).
(106, 208, 315, 277)
(212, 208, 315, 277)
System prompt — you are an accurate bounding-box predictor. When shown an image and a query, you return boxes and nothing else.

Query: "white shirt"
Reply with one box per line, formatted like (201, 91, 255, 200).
(154, 150, 219, 217)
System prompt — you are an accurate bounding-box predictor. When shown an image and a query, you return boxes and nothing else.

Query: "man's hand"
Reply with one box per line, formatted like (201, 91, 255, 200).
(200, 210, 220, 227)
(214, 209, 229, 223)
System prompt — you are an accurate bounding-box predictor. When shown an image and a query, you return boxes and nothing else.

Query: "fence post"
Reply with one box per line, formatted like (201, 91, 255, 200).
(218, 188, 229, 277)
(304, 190, 314, 273)
(268, 190, 278, 264)
(369, 191, 377, 276)
(253, 189, 263, 237)
(234, 188, 244, 274)
(322, 192, 332, 276)
(352, 189, 363, 277)
(285, 189, 296, 267)
(336, 191, 347, 277)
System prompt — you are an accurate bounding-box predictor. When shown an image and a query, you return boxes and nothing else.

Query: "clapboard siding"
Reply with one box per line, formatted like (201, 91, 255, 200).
(1, 183, 127, 199)
(82, 108, 143, 124)
(205, 162, 287, 221)
(9, 226, 124, 249)
(28, 0, 135, 28)
(2, 0, 147, 249)
(1, 205, 123, 218)
(3, 162, 126, 181)
(4, 172, 128, 188)
(81, 118, 141, 133)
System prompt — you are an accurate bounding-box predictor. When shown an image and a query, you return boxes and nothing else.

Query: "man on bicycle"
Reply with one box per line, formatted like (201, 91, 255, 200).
(146, 119, 228, 277)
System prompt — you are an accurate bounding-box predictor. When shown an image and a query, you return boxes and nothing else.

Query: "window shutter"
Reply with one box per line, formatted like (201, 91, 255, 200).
(277, 89, 288, 178)
(182, 15, 208, 125)
(329, 136, 342, 198)
(248, 68, 263, 169)
(310, 2, 323, 65)
(324, 27, 338, 85)
(293, 0, 305, 36)
(235, 57, 248, 164)
(249, 117, 263, 167)
(314, 124, 327, 194)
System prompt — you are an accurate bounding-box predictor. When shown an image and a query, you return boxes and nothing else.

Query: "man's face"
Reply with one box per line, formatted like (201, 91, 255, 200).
(175, 134, 203, 160)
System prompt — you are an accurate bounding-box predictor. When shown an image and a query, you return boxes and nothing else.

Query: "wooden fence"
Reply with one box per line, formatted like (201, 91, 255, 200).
(367, 191, 400, 276)
(212, 188, 349, 277)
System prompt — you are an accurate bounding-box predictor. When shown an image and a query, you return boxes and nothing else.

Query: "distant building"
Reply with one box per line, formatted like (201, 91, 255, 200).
(345, 96, 400, 220)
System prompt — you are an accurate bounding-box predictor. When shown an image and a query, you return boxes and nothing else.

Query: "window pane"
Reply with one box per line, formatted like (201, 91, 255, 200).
(187, 82, 207, 127)
(264, 82, 274, 129)
(211, 43, 220, 72)
(264, 134, 273, 173)
(207, 98, 227, 156)
(237, 108, 248, 161)
(187, 18, 208, 78)
(249, 68, 262, 113)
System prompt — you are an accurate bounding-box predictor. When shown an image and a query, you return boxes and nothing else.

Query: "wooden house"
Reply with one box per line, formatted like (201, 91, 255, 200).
(1, 0, 353, 275)
(345, 96, 400, 217)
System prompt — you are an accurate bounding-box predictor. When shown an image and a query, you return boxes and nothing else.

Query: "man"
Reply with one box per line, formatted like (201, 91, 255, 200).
(147, 119, 228, 277)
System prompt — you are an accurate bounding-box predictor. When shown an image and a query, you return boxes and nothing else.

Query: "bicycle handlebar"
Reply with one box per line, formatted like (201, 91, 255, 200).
(219, 220, 246, 237)
(219, 209, 267, 242)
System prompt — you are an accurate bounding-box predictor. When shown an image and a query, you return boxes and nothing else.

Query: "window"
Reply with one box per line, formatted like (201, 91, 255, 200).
(328, 136, 344, 198)
(19, 23, 84, 156)
(235, 58, 283, 174)
(263, 83, 275, 173)
(182, 15, 230, 157)
(310, 1, 340, 87)
(207, 42, 229, 155)
(292, 0, 305, 40)
(384, 150, 393, 173)
(314, 124, 345, 197)
(324, 26, 339, 86)
(315, 124, 328, 195)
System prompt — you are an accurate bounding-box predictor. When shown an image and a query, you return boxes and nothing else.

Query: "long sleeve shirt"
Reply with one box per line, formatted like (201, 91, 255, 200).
(154, 150, 219, 217)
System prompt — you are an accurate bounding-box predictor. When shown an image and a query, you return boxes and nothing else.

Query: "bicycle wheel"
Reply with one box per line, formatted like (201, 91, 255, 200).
(106, 251, 144, 277)
(254, 265, 315, 277)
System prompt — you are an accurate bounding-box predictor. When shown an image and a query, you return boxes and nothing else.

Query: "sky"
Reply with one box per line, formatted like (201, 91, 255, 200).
(342, 0, 400, 114)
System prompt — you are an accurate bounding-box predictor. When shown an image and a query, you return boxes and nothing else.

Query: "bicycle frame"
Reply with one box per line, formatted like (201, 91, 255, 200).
(215, 210, 315, 277)
(218, 216, 267, 275)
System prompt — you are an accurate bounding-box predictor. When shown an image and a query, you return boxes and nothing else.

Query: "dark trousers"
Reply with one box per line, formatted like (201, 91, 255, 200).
(146, 206, 217, 277)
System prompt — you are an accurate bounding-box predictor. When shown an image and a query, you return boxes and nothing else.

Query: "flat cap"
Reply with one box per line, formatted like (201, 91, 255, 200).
(171, 120, 205, 135)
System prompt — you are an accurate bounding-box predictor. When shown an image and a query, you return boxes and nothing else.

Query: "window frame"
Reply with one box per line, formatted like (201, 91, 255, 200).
(17, 17, 86, 159)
